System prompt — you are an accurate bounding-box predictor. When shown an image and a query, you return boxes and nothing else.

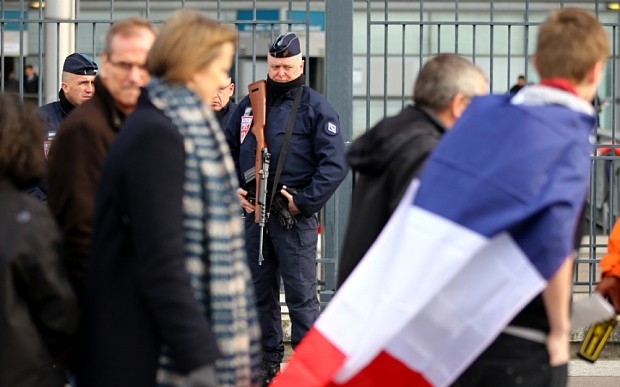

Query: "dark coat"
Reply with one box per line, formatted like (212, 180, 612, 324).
(0, 178, 79, 387)
(81, 92, 220, 387)
(216, 100, 238, 129)
(225, 85, 348, 217)
(37, 90, 76, 133)
(338, 105, 445, 287)
(47, 76, 124, 305)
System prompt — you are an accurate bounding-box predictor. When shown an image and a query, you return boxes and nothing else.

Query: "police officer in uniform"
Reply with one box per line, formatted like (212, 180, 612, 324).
(31, 53, 98, 201)
(225, 33, 348, 386)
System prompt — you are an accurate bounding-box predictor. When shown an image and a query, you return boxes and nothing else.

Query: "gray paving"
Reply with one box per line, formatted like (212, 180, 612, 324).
(568, 377, 620, 387)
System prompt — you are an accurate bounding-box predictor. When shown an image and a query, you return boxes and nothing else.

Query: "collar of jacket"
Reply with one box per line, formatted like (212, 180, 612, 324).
(93, 76, 125, 130)
(511, 85, 595, 116)
(415, 105, 448, 133)
(58, 89, 75, 117)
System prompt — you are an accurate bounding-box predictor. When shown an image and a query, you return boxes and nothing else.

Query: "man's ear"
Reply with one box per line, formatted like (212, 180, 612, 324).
(229, 83, 235, 96)
(61, 82, 69, 94)
(450, 92, 469, 120)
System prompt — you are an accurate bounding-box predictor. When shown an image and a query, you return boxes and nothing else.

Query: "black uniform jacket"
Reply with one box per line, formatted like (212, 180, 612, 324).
(0, 177, 79, 387)
(338, 105, 445, 287)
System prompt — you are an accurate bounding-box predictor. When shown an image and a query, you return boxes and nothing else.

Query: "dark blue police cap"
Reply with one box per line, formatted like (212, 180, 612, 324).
(63, 53, 98, 76)
(269, 33, 301, 58)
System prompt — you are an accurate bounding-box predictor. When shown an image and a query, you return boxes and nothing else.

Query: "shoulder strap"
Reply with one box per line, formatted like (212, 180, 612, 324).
(269, 86, 304, 210)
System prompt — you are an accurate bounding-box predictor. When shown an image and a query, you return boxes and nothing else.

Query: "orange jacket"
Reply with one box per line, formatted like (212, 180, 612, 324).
(601, 220, 620, 278)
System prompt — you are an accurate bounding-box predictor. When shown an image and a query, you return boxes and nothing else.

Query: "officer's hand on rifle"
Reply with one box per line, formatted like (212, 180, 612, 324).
(280, 188, 300, 216)
(596, 275, 620, 313)
(237, 188, 255, 213)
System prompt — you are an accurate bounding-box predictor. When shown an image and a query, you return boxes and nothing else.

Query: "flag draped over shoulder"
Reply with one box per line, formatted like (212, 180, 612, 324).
(272, 86, 596, 387)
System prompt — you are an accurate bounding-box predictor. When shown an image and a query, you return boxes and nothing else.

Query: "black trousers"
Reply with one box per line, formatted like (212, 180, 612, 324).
(451, 334, 567, 387)
(244, 213, 320, 363)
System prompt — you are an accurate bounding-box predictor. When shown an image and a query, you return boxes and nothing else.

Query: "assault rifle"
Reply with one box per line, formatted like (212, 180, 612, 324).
(249, 80, 269, 265)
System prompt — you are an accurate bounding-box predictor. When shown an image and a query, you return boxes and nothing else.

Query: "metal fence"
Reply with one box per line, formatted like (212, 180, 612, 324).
(1, 0, 619, 300)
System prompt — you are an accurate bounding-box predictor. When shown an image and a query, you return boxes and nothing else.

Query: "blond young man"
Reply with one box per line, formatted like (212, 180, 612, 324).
(449, 8, 608, 387)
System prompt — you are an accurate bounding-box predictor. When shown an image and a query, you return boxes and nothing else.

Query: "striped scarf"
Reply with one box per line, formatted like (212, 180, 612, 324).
(147, 77, 261, 387)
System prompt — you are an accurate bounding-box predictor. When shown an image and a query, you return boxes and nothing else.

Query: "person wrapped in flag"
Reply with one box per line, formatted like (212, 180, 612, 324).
(273, 8, 608, 387)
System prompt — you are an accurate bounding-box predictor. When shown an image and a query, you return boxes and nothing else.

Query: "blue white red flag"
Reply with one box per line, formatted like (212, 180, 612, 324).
(272, 86, 596, 387)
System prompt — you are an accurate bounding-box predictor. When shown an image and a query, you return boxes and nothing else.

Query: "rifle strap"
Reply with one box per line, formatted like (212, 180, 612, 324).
(268, 86, 304, 211)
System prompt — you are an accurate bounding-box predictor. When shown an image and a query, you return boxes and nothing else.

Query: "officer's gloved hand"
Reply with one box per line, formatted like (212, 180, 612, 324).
(272, 194, 297, 231)
(184, 364, 219, 387)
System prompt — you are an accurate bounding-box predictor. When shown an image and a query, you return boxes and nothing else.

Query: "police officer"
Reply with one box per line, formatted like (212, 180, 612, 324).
(31, 53, 98, 201)
(212, 71, 237, 128)
(225, 32, 348, 386)
(38, 53, 98, 139)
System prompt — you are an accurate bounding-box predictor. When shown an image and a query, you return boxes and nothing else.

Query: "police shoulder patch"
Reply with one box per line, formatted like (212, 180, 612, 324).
(324, 121, 339, 136)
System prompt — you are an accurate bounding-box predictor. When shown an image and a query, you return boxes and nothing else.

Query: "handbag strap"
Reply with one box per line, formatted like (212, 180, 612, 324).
(269, 86, 304, 211)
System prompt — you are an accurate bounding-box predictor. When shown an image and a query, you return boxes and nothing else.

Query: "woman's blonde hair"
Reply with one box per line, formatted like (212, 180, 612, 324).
(147, 10, 237, 83)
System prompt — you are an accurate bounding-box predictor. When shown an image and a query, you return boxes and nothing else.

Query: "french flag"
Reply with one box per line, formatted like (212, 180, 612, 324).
(273, 87, 596, 387)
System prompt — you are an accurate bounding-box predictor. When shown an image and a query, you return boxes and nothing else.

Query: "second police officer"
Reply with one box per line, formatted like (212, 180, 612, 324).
(225, 32, 348, 386)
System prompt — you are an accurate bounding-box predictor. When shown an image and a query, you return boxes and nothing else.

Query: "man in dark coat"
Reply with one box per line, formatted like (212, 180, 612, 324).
(47, 18, 155, 309)
(212, 72, 237, 128)
(337, 54, 487, 287)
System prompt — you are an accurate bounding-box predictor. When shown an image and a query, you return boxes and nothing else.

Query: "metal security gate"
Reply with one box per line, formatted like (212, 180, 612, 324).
(4, 0, 620, 301)
(0, 0, 352, 307)
(358, 0, 620, 297)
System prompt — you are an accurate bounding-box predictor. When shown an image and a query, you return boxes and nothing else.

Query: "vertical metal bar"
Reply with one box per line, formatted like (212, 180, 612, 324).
(507, 25, 511, 92)
(39, 1, 44, 105)
(217, 0, 221, 20)
(384, 0, 388, 116)
(489, 0, 494, 93)
(74, 0, 79, 52)
(110, 0, 114, 20)
(419, 0, 424, 70)
(437, 24, 440, 54)
(1, 4, 4, 91)
(613, 27, 617, 143)
(146, 0, 150, 19)
(455, 0, 459, 53)
(524, 0, 529, 83)
(57, 22, 61, 97)
(366, 0, 371, 131)
(92, 23, 96, 59)
(402, 24, 405, 108)
(18, 0, 23, 99)
(288, 0, 293, 31)
(472, 25, 476, 64)
(251, 0, 256, 82)
(325, 0, 353, 292)
(306, 0, 310, 87)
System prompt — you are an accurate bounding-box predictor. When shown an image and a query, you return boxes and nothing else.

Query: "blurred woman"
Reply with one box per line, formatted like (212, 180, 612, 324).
(0, 94, 79, 387)
(83, 10, 260, 387)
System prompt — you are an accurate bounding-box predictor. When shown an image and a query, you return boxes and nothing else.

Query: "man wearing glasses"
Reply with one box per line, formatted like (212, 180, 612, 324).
(47, 17, 155, 311)
(212, 71, 237, 129)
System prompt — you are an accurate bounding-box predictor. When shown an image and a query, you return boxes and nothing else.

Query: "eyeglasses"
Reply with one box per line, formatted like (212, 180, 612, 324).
(108, 59, 148, 73)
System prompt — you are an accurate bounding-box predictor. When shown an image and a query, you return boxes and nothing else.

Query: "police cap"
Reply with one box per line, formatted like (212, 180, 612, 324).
(269, 33, 301, 58)
(63, 53, 98, 76)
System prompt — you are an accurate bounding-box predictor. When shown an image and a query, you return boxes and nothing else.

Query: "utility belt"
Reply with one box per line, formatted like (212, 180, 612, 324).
(245, 185, 302, 231)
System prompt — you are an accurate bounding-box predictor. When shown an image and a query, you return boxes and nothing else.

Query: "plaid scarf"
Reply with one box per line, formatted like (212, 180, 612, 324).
(147, 77, 261, 387)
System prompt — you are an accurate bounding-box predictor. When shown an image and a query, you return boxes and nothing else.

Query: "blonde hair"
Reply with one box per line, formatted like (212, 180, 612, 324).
(147, 10, 237, 83)
(535, 8, 609, 82)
